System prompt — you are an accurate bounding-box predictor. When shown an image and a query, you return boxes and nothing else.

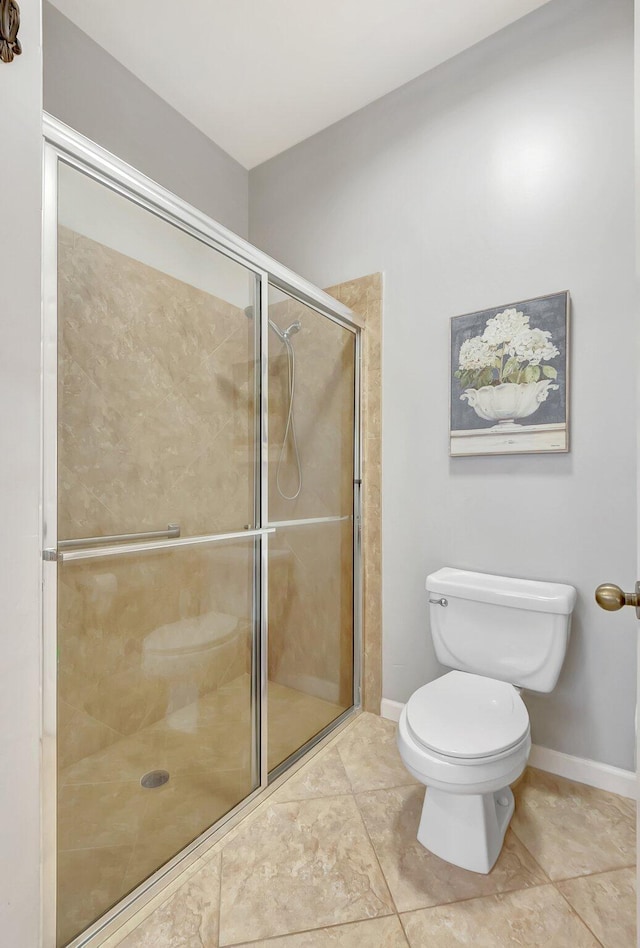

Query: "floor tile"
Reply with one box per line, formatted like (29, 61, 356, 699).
(231, 916, 409, 947)
(356, 785, 549, 913)
(272, 747, 353, 803)
(400, 884, 600, 947)
(511, 768, 636, 880)
(218, 795, 394, 945)
(557, 867, 637, 948)
(118, 854, 221, 947)
(335, 712, 418, 793)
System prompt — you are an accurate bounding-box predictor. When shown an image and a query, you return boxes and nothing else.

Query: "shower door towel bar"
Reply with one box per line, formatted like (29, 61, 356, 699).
(58, 523, 181, 551)
(43, 527, 276, 564)
(267, 515, 351, 528)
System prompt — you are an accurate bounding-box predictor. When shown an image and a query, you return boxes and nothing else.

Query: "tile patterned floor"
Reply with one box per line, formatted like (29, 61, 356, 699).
(57, 678, 345, 946)
(103, 713, 636, 948)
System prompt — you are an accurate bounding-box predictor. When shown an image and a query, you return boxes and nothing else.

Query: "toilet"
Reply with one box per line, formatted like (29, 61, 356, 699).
(397, 567, 576, 874)
(143, 611, 241, 730)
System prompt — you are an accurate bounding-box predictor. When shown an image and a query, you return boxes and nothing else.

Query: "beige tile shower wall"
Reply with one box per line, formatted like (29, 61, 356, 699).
(57, 228, 255, 768)
(325, 274, 383, 714)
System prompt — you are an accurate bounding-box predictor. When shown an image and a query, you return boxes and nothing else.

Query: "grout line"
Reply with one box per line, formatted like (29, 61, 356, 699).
(402, 878, 556, 916)
(552, 884, 605, 947)
(542, 863, 638, 885)
(351, 779, 423, 797)
(349, 788, 400, 917)
(508, 824, 637, 886)
(396, 880, 560, 919)
(216, 846, 224, 948)
(397, 911, 412, 947)
(219, 912, 403, 948)
(505, 824, 552, 886)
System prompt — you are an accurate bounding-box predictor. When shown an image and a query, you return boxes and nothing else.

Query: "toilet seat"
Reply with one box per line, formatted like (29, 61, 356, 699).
(144, 612, 239, 657)
(405, 671, 529, 760)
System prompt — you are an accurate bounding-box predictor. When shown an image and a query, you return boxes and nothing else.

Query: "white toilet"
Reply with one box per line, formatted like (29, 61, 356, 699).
(397, 567, 576, 874)
(143, 611, 241, 730)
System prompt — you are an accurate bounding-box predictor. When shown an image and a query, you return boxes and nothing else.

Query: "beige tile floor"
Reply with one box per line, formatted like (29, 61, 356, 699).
(57, 677, 345, 946)
(97, 712, 637, 948)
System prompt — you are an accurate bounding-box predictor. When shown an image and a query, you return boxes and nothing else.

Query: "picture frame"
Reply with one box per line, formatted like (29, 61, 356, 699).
(449, 291, 570, 457)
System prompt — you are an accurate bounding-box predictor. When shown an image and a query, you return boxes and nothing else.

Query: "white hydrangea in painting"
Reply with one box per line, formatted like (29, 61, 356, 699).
(458, 336, 494, 370)
(455, 307, 560, 425)
(481, 308, 530, 347)
(455, 308, 559, 390)
(508, 327, 559, 365)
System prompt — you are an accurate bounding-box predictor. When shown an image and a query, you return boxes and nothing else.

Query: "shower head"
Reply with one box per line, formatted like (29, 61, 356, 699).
(268, 319, 301, 344)
(243, 306, 300, 344)
(284, 321, 302, 339)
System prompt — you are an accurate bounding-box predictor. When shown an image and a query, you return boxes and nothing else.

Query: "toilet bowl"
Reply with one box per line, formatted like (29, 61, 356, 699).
(397, 671, 531, 873)
(397, 568, 576, 875)
(143, 611, 240, 730)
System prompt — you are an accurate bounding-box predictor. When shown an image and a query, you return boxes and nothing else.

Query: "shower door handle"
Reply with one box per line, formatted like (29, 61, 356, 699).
(56, 523, 181, 552)
(43, 527, 276, 564)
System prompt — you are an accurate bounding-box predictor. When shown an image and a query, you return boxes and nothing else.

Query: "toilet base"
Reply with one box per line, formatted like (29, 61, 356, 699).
(417, 785, 514, 874)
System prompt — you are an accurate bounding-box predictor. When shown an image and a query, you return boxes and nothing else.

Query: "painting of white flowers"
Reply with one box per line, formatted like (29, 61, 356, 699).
(450, 292, 569, 456)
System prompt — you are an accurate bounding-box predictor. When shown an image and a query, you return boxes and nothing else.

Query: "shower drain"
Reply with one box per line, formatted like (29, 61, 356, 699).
(140, 769, 170, 789)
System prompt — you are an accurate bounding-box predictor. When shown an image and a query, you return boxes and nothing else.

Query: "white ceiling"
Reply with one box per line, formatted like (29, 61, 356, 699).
(49, 0, 551, 169)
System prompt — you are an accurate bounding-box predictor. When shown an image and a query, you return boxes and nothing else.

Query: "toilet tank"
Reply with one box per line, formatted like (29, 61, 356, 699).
(426, 568, 577, 692)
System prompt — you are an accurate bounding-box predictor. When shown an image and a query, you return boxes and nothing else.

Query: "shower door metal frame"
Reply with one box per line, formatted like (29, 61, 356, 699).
(41, 113, 363, 948)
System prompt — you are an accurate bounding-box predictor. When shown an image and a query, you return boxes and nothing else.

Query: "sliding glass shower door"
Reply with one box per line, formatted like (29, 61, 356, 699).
(54, 163, 262, 946)
(44, 131, 360, 948)
(267, 289, 357, 771)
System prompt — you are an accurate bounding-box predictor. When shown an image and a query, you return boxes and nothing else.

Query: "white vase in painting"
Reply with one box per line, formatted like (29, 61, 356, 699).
(461, 379, 559, 428)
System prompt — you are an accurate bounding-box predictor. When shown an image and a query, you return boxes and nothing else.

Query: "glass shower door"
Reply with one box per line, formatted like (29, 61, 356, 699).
(266, 288, 357, 772)
(55, 163, 261, 946)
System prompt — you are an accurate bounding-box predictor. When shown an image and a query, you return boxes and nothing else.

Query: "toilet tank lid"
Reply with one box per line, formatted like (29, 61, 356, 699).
(426, 568, 576, 615)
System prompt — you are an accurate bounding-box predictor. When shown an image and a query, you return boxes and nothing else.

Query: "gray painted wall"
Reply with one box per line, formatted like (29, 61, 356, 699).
(43, 2, 249, 237)
(0, 1, 43, 942)
(250, 0, 638, 769)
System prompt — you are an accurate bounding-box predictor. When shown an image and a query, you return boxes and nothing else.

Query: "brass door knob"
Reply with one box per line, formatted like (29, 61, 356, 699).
(595, 582, 640, 618)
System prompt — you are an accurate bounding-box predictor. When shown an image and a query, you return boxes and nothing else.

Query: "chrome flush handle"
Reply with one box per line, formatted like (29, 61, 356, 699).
(429, 597, 448, 607)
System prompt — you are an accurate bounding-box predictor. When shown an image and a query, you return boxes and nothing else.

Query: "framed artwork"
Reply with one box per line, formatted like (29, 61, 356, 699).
(450, 291, 570, 457)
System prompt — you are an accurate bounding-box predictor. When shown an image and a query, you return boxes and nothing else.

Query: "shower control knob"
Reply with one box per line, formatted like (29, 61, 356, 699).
(595, 582, 640, 619)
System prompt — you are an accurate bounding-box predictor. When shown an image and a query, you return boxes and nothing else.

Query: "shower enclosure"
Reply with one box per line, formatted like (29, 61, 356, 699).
(42, 117, 361, 948)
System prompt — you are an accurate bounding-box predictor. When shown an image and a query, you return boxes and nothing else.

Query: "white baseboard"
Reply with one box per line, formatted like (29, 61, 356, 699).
(380, 698, 404, 723)
(528, 745, 636, 800)
(380, 698, 636, 800)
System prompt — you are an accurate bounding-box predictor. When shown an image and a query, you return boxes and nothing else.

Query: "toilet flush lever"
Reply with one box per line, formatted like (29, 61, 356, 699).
(429, 597, 448, 607)
(595, 582, 640, 619)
